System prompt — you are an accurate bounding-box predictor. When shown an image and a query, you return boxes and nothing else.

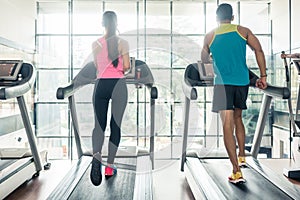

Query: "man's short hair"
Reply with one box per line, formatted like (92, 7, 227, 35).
(216, 3, 233, 21)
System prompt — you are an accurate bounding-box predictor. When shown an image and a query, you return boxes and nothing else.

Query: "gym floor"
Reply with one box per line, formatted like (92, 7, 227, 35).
(5, 146, 300, 200)
(4, 159, 195, 200)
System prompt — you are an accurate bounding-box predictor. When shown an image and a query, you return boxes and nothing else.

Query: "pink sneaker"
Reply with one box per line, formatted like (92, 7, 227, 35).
(105, 165, 117, 178)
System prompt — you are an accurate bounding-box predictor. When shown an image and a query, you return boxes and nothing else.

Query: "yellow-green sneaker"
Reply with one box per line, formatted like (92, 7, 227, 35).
(238, 156, 247, 167)
(228, 171, 246, 184)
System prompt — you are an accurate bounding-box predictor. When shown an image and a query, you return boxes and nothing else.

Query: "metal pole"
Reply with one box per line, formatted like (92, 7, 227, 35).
(17, 96, 42, 172)
(150, 97, 155, 169)
(251, 94, 272, 158)
(181, 97, 191, 171)
(68, 95, 83, 158)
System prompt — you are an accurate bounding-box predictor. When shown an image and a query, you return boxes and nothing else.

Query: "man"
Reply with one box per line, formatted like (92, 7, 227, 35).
(201, 3, 267, 183)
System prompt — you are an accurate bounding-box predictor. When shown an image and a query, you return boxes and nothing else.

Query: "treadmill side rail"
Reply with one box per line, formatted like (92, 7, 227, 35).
(0, 159, 36, 199)
(47, 156, 91, 200)
(185, 158, 226, 200)
(247, 158, 300, 200)
(133, 155, 153, 200)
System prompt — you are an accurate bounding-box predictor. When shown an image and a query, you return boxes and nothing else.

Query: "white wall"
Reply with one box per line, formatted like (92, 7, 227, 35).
(272, 127, 290, 158)
(271, 0, 289, 53)
(271, 0, 300, 53)
(292, 0, 300, 49)
(0, 0, 36, 49)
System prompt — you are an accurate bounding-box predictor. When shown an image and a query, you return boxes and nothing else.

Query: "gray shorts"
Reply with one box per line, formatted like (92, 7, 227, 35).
(212, 84, 249, 113)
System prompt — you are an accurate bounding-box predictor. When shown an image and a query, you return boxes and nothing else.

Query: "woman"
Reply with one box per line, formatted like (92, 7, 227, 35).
(90, 11, 130, 186)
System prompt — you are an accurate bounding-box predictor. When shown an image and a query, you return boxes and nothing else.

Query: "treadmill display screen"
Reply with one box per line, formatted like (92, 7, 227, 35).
(0, 61, 23, 81)
(0, 63, 16, 76)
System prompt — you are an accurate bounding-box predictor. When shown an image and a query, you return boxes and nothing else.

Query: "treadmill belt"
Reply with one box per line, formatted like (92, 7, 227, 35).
(201, 159, 293, 200)
(68, 157, 137, 200)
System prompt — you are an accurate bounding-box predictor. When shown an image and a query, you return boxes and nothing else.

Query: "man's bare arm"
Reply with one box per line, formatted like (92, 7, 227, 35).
(201, 32, 214, 63)
(246, 27, 267, 89)
(246, 28, 266, 77)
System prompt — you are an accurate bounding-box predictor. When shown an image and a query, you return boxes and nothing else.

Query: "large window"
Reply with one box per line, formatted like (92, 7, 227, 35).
(36, 0, 272, 160)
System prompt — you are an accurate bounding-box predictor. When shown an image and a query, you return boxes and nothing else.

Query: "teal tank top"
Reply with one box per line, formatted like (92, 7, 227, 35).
(209, 24, 249, 86)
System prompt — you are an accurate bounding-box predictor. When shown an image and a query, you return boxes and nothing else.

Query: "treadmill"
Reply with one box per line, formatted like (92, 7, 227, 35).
(180, 62, 300, 200)
(48, 58, 157, 200)
(0, 60, 49, 199)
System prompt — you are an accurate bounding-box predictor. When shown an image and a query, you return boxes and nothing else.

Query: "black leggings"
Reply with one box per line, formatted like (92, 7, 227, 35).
(92, 78, 127, 164)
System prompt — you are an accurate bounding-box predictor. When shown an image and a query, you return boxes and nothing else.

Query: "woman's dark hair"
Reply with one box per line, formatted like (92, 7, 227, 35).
(102, 11, 119, 67)
(216, 3, 233, 21)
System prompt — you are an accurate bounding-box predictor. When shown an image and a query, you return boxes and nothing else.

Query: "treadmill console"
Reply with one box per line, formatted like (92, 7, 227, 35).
(0, 60, 23, 86)
(197, 61, 214, 84)
(0, 60, 23, 81)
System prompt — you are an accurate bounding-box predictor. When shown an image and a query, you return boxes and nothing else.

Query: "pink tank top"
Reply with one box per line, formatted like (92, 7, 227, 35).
(96, 37, 124, 79)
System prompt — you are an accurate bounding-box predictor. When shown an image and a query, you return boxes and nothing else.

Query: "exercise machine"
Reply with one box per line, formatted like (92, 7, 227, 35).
(281, 53, 300, 179)
(180, 62, 300, 199)
(283, 55, 300, 135)
(0, 60, 49, 199)
(48, 58, 157, 200)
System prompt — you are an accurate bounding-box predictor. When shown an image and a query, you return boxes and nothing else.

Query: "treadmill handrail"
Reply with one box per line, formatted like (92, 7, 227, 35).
(57, 80, 158, 100)
(0, 63, 36, 100)
(56, 82, 86, 100)
(182, 79, 197, 100)
(182, 63, 290, 100)
(57, 60, 157, 100)
(249, 70, 290, 99)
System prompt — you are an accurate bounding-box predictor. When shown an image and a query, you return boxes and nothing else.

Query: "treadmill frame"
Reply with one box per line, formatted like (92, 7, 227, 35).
(49, 58, 156, 199)
(180, 62, 300, 199)
(0, 62, 44, 199)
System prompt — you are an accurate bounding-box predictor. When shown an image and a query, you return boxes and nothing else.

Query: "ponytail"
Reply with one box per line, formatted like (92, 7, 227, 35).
(102, 11, 119, 67)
